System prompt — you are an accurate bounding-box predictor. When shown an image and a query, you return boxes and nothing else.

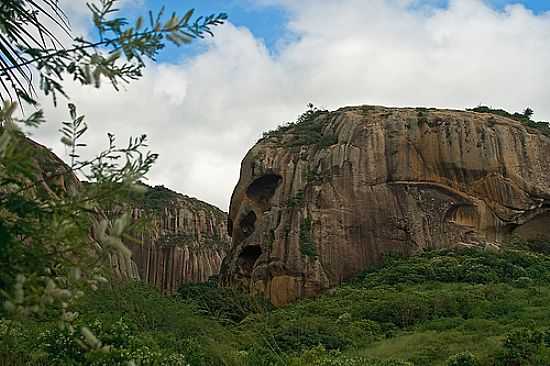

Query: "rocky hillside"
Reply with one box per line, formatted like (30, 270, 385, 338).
(11, 136, 230, 294)
(220, 105, 550, 305)
(125, 184, 230, 293)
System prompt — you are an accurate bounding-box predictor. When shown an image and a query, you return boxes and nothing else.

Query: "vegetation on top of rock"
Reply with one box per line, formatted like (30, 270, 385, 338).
(467, 106, 550, 136)
(261, 103, 338, 148)
(127, 182, 226, 214)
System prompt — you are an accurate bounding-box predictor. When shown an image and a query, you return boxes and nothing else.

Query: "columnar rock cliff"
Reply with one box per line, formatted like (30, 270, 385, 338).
(15, 137, 230, 293)
(126, 185, 230, 293)
(220, 106, 550, 305)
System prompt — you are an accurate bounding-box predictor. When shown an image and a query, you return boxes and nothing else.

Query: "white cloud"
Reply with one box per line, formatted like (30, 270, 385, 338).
(33, 0, 550, 210)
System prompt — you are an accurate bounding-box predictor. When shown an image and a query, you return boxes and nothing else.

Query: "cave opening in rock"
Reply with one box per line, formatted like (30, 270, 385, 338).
(246, 174, 282, 208)
(240, 211, 257, 238)
(238, 245, 262, 276)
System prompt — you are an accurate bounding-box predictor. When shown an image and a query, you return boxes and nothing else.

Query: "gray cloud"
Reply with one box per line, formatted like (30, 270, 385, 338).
(34, 0, 550, 210)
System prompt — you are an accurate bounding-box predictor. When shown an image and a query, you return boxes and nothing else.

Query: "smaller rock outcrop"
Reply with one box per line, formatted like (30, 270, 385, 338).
(124, 185, 230, 293)
(9, 136, 230, 293)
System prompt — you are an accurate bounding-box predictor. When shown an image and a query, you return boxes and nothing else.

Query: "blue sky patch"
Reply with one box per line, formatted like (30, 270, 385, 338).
(133, 0, 289, 62)
(126, 0, 550, 62)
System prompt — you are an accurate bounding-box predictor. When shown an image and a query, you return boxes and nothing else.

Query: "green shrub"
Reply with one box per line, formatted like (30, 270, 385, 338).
(240, 346, 287, 366)
(261, 104, 338, 148)
(39, 318, 188, 366)
(467, 106, 550, 136)
(356, 247, 550, 288)
(288, 345, 413, 366)
(446, 351, 479, 366)
(177, 280, 270, 323)
(497, 328, 545, 365)
(5, 245, 550, 366)
(270, 318, 352, 352)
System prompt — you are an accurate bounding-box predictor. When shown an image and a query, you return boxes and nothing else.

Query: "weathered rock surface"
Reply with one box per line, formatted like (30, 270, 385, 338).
(21, 137, 80, 198)
(220, 106, 550, 305)
(125, 185, 230, 293)
(12, 137, 230, 292)
(11, 137, 143, 281)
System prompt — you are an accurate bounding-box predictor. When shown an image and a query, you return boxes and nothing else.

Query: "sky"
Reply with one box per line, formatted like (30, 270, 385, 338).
(32, 0, 550, 211)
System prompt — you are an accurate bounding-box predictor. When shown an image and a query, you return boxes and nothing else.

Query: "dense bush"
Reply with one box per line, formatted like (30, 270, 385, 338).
(4, 245, 550, 365)
(286, 346, 413, 366)
(467, 106, 550, 136)
(38, 318, 189, 366)
(261, 104, 338, 148)
(354, 247, 550, 288)
(177, 279, 271, 323)
(446, 352, 479, 366)
(494, 328, 550, 366)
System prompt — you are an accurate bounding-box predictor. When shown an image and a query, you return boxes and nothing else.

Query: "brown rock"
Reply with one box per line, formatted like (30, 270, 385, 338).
(7, 137, 230, 292)
(220, 106, 550, 305)
(126, 185, 230, 293)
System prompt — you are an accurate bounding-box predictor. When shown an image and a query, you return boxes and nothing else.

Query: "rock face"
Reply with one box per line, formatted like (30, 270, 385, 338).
(125, 185, 230, 293)
(22, 137, 81, 198)
(14, 137, 230, 292)
(220, 106, 550, 305)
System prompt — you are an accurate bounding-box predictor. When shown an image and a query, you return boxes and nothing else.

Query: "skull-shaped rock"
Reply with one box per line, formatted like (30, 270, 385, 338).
(220, 106, 550, 305)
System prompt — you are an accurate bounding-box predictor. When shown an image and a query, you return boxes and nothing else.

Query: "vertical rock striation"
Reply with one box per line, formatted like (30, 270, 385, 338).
(10, 138, 230, 293)
(220, 106, 550, 305)
(125, 185, 230, 293)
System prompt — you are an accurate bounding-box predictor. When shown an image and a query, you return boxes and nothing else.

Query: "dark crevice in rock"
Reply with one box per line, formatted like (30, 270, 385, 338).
(238, 245, 262, 277)
(228, 218, 233, 237)
(246, 174, 282, 209)
(240, 211, 257, 238)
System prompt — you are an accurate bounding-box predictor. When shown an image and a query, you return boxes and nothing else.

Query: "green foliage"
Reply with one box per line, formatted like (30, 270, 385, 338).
(446, 352, 479, 366)
(300, 217, 317, 257)
(266, 316, 353, 353)
(37, 318, 189, 365)
(417, 111, 429, 126)
(177, 279, 271, 324)
(0, 102, 158, 325)
(509, 236, 550, 256)
(261, 104, 337, 148)
(305, 167, 328, 185)
(495, 328, 549, 366)
(4, 245, 550, 365)
(353, 247, 550, 287)
(1, 282, 236, 365)
(287, 190, 305, 208)
(286, 345, 413, 366)
(0, 1, 227, 364)
(0, 0, 227, 104)
(467, 106, 550, 136)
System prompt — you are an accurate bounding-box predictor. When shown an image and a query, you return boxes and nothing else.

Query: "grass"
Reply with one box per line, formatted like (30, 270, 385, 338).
(2, 241, 550, 365)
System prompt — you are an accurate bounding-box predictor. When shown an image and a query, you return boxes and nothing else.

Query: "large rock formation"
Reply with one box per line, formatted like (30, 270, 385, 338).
(220, 106, 550, 305)
(125, 185, 230, 293)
